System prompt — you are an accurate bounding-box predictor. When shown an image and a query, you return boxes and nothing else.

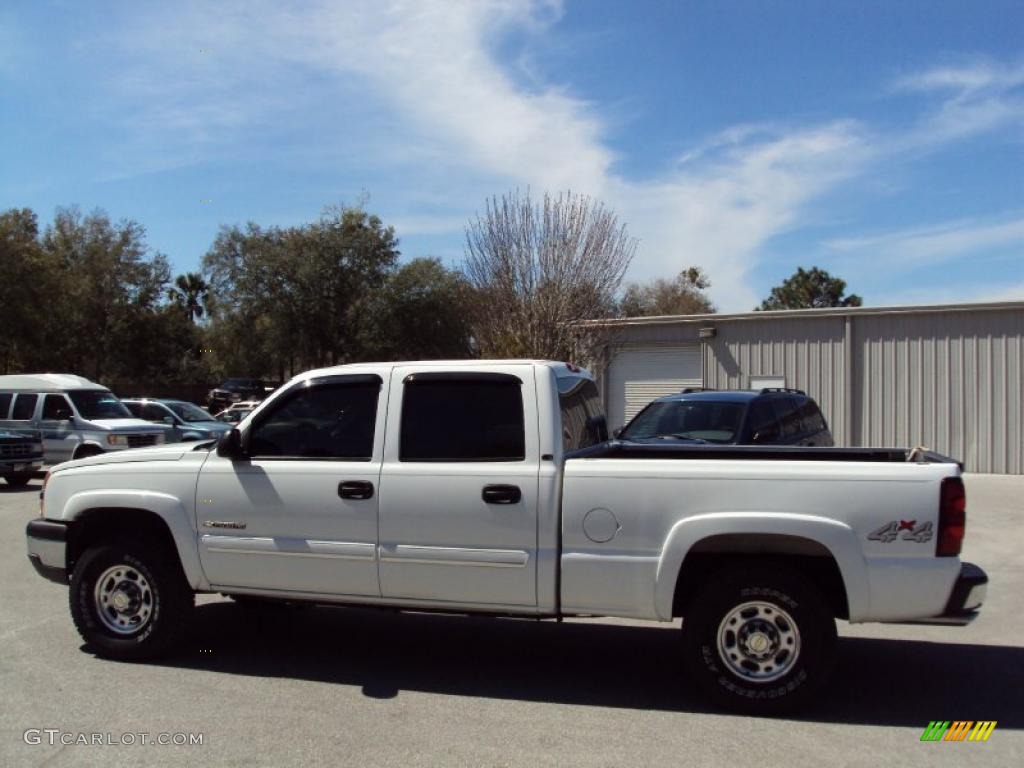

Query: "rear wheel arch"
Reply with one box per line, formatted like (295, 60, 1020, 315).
(671, 535, 849, 620)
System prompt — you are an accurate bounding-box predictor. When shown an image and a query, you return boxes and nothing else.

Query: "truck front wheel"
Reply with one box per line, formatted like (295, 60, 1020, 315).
(69, 540, 193, 660)
(681, 566, 837, 714)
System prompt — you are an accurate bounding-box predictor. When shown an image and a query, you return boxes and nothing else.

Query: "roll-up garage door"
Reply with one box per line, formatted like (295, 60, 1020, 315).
(607, 345, 702, 429)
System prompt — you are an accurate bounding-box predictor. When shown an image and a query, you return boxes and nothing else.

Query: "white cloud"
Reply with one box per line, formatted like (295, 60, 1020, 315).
(825, 214, 1024, 266)
(893, 58, 1024, 147)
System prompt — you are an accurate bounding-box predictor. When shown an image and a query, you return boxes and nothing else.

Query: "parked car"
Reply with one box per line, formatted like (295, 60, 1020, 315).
(214, 401, 261, 424)
(0, 427, 44, 486)
(616, 387, 834, 447)
(27, 361, 985, 714)
(0, 374, 164, 464)
(207, 379, 266, 413)
(123, 399, 231, 443)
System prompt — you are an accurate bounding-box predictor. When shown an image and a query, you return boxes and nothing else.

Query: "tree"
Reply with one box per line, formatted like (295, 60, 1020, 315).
(0, 208, 57, 373)
(757, 266, 862, 311)
(620, 266, 715, 317)
(169, 272, 208, 322)
(40, 207, 174, 381)
(363, 257, 474, 360)
(463, 189, 636, 362)
(202, 204, 401, 379)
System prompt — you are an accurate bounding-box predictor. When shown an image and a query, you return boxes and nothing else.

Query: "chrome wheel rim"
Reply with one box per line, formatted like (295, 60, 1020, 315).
(717, 600, 801, 682)
(93, 564, 154, 635)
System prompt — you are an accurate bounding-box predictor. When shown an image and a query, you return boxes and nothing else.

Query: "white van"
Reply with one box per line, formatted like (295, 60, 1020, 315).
(0, 374, 164, 465)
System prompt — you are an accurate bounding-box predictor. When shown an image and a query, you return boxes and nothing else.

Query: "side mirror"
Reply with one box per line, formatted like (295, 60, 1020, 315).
(217, 428, 246, 459)
(612, 427, 624, 439)
(162, 416, 175, 425)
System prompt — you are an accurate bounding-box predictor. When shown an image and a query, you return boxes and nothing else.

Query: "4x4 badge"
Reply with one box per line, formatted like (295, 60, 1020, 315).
(868, 520, 934, 543)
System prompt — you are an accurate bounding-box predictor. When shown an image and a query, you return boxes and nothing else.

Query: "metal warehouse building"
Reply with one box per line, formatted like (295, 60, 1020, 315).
(591, 300, 1024, 474)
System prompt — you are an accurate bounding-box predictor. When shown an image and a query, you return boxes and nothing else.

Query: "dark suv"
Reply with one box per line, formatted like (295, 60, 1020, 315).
(207, 378, 266, 414)
(617, 388, 834, 447)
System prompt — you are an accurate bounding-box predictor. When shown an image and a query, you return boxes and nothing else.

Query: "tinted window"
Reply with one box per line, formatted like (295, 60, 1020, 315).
(798, 399, 826, 433)
(124, 402, 144, 417)
(772, 396, 803, 438)
(142, 403, 171, 422)
(621, 400, 746, 444)
(11, 394, 38, 420)
(68, 390, 131, 419)
(0, 393, 11, 418)
(42, 394, 73, 420)
(746, 400, 780, 443)
(248, 378, 379, 459)
(401, 375, 525, 462)
(559, 378, 605, 452)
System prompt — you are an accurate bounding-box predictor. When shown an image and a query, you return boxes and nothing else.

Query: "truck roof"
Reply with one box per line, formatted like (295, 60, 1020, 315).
(295, 359, 593, 382)
(0, 373, 107, 391)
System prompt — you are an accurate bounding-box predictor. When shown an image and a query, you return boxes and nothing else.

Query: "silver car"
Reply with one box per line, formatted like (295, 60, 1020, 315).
(0, 374, 164, 464)
(123, 398, 231, 443)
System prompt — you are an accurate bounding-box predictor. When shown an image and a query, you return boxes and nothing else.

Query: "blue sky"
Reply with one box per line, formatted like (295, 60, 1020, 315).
(2, 0, 1022, 311)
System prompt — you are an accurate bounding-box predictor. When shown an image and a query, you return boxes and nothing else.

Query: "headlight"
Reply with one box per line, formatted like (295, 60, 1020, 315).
(106, 434, 129, 446)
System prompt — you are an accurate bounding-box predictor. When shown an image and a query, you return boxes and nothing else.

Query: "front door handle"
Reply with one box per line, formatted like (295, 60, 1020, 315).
(482, 484, 521, 504)
(338, 480, 374, 500)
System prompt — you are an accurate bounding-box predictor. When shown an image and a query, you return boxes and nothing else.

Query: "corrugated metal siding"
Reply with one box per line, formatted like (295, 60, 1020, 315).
(603, 304, 1023, 473)
(703, 318, 849, 445)
(854, 309, 1023, 474)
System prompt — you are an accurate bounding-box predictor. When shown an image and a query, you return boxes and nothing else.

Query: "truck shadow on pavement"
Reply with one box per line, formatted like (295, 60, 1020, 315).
(154, 601, 1023, 726)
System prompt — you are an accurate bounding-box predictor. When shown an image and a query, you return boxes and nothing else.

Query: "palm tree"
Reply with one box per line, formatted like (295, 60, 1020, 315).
(169, 272, 208, 322)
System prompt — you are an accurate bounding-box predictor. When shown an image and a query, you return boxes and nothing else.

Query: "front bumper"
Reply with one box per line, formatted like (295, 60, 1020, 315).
(1, 458, 43, 474)
(898, 562, 988, 626)
(26, 519, 69, 584)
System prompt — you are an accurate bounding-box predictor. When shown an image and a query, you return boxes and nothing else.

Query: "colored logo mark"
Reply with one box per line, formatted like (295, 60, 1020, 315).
(920, 721, 997, 742)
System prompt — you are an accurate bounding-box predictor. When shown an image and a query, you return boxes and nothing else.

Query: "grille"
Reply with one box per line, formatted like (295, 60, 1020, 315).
(0, 443, 35, 458)
(127, 434, 159, 448)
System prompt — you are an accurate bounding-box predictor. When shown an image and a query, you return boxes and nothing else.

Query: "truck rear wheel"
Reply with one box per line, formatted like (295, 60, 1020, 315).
(681, 566, 836, 714)
(3, 474, 32, 487)
(69, 540, 193, 660)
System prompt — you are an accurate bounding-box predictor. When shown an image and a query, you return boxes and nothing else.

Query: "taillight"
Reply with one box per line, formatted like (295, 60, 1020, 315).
(937, 476, 966, 557)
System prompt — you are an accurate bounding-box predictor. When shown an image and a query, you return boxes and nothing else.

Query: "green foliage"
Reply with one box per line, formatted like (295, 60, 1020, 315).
(362, 257, 474, 360)
(202, 204, 474, 380)
(0, 206, 208, 387)
(757, 266, 863, 311)
(169, 272, 208, 322)
(619, 266, 715, 317)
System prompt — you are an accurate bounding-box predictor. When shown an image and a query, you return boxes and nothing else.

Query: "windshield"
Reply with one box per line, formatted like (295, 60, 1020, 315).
(68, 390, 132, 420)
(620, 400, 747, 444)
(166, 401, 216, 422)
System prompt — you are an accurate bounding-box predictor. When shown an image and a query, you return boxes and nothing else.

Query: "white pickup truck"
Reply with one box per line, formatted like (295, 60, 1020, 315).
(26, 360, 987, 713)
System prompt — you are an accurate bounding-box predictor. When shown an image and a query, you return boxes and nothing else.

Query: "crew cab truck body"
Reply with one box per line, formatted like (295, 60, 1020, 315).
(26, 361, 988, 713)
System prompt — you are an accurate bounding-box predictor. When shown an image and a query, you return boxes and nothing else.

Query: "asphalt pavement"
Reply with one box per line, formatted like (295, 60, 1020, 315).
(1, 473, 1021, 767)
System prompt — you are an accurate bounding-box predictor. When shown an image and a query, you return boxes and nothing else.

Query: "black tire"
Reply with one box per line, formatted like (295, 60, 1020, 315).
(73, 445, 103, 460)
(3, 474, 31, 487)
(681, 566, 837, 714)
(70, 539, 193, 660)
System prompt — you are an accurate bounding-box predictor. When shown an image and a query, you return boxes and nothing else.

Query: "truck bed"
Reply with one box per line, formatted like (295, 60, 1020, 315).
(567, 441, 961, 467)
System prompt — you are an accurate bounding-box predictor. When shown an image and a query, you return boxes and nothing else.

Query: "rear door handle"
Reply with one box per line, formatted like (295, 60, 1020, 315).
(338, 480, 374, 500)
(482, 484, 521, 504)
